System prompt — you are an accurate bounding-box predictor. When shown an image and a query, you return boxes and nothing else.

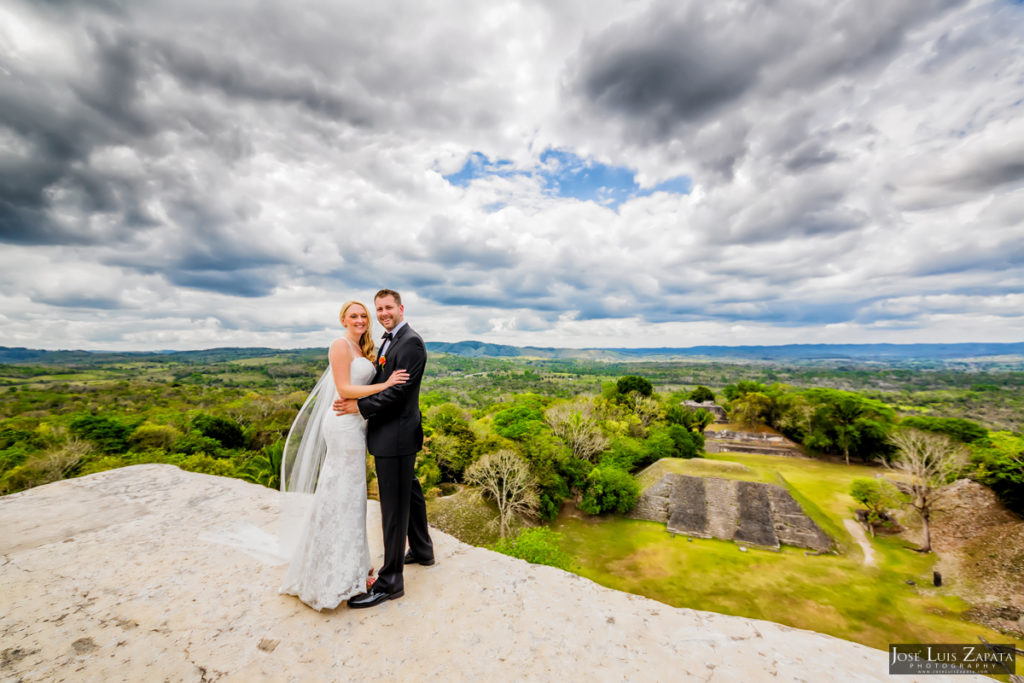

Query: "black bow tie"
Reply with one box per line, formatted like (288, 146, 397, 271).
(382, 332, 393, 341)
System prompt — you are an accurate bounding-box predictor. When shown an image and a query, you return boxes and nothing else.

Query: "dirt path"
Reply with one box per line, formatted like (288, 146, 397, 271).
(843, 519, 877, 567)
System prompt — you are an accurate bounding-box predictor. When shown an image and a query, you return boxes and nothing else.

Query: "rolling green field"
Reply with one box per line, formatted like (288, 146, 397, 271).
(551, 452, 1024, 653)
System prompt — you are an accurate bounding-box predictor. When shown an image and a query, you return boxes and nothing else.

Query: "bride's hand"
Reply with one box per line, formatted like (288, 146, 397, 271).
(385, 369, 409, 387)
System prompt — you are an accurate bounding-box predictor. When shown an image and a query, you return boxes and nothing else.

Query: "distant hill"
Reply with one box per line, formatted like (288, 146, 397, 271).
(424, 340, 1024, 362)
(2, 341, 1023, 366)
(0, 346, 321, 365)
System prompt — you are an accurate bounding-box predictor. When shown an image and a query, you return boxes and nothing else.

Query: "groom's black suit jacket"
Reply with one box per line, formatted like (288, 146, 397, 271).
(357, 323, 426, 458)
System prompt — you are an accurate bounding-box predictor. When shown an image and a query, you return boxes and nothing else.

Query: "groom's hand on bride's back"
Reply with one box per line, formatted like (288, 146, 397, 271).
(334, 397, 360, 415)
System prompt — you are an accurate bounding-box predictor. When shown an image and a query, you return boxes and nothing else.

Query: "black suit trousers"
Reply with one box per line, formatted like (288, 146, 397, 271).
(373, 454, 433, 593)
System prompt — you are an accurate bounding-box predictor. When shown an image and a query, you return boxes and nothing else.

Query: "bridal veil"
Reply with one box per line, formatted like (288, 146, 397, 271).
(279, 366, 335, 559)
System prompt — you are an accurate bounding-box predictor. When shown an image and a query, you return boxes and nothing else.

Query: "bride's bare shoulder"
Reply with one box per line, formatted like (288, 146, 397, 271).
(328, 338, 355, 359)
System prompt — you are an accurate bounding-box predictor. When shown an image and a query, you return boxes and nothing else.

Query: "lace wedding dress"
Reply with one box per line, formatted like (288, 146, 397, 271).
(279, 348, 375, 610)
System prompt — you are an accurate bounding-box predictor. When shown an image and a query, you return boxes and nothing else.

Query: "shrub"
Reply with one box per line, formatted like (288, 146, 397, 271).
(638, 424, 701, 468)
(232, 441, 283, 489)
(534, 469, 571, 521)
(77, 455, 128, 477)
(172, 432, 225, 457)
(69, 414, 133, 453)
(129, 423, 182, 451)
(192, 413, 245, 449)
(0, 443, 34, 474)
(179, 453, 234, 477)
(849, 477, 904, 533)
(600, 436, 646, 471)
(416, 453, 442, 490)
(490, 527, 573, 570)
(578, 465, 640, 515)
(0, 426, 40, 450)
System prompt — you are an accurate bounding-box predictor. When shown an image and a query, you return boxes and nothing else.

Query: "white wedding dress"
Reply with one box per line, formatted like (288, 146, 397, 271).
(279, 349, 375, 610)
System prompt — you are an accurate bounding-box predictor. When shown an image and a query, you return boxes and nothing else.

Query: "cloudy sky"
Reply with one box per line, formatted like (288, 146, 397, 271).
(1, 0, 1023, 351)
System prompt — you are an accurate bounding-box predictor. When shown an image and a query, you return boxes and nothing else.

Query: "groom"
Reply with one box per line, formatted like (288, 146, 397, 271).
(335, 288, 434, 608)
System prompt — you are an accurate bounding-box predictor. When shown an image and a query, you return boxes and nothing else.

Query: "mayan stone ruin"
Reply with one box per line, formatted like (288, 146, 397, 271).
(632, 473, 833, 552)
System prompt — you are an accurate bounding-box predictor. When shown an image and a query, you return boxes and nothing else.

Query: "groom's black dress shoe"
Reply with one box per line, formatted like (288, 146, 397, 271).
(404, 551, 435, 566)
(347, 585, 404, 609)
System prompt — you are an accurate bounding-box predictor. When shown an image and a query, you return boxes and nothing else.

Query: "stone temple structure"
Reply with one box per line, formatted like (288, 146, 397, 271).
(632, 473, 833, 552)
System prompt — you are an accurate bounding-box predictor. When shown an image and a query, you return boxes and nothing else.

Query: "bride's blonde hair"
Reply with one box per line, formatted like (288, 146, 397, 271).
(339, 300, 376, 359)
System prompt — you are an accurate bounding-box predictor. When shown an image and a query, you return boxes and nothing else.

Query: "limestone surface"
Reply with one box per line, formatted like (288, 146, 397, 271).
(0, 466, 983, 681)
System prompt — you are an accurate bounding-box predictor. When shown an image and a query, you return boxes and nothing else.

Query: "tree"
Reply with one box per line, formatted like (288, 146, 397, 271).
(691, 408, 715, 434)
(578, 465, 641, 515)
(730, 391, 773, 428)
(545, 400, 608, 462)
(970, 431, 1024, 515)
(799, 389, 896, 463)
(900, 416, 988, 445)
(886, 429, 969, 552)
(849, 478, 904, 536)
(491, 405, 545, 441)
(465, 449, 539, 538)
(666, 405, 714, 434)
(723, 380, 766, 402)
(631, 395, 663, 428)
(425, 403, 477, 481)
(616, 375, 653, 397)
(689, 386, 715, 403)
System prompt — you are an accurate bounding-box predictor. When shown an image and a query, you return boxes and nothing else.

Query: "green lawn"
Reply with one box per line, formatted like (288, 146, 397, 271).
(551, 453, 1024, 653)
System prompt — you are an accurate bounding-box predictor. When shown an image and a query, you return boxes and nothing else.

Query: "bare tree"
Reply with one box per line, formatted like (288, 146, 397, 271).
(885, 429, 969, 553)
(465, 449, 539, 538)
(546, 400, 608, 462)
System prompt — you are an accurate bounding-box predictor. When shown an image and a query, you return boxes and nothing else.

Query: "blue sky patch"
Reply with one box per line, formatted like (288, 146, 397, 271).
(444, 148, 690, 209)
(443, 152, 527, 187)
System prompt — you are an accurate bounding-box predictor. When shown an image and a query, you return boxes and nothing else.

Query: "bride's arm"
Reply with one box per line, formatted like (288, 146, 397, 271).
(328, 339, 408, 399)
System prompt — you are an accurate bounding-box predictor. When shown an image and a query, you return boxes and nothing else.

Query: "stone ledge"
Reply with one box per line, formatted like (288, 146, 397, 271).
(0, 465, 979, 681)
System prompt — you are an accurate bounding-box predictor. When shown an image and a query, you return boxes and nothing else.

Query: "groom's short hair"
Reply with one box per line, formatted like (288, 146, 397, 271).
(374, 288, 402, 305)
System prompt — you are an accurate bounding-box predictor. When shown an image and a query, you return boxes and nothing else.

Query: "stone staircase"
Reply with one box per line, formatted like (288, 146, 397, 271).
(632, 473, 833, 552)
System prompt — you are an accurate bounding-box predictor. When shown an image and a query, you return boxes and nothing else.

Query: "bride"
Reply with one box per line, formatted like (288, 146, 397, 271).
(278, 300, 408, 611)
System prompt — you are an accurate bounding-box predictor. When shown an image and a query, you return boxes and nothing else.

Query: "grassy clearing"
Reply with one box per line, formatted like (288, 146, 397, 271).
(549, 452, 1024, 653)
(635, 457, 763, 490)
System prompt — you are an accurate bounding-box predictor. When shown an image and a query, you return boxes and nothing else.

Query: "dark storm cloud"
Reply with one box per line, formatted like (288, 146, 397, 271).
(166, 268, 277, 298)
(34, 293, 123, 310)
(909, 242, 1024, 278)
(569, 0, 967, 143)
(573, 5, 766, 137)
(784, 142, 840, 173)
(149, 40, 378, 128)
(957, 159, 1024, 191)
(0, 29, 158, 245)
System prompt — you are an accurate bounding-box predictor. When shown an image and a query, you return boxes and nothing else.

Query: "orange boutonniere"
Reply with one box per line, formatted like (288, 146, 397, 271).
(379, 354, 386, 367)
